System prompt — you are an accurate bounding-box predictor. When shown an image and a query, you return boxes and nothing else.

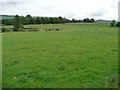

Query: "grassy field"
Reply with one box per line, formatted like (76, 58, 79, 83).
(2, 23, 118, 88)
(0, 33, 2, 89)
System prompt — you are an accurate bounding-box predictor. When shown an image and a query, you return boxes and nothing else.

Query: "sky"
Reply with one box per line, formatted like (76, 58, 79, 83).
(0, 0, 119, 20)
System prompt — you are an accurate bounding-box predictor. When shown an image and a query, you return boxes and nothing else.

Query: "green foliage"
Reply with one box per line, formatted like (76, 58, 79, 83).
(83, 18, 95, 23)
(2, 19, 14, 25)
(1, 27, 6, 32)
(2, 14, 95, 25)
(90, 18, 95, 22)
(110, 20, 116, 27)
(20, 16, 28, 25)
(13, 15, 23, 31)
(116, 22, 120, 27)
(26, 14, 34, 24)
(2, 24, 118, 88)
(72, 18, 77, 23)
(35, 17, 41, 24)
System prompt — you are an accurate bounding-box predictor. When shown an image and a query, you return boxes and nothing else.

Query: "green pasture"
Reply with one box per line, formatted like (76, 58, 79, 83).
(0, 33, 2, 89)
(2, 24, 118, 88)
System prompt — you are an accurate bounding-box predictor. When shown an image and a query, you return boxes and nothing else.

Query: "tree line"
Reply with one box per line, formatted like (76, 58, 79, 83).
(1, 14, 95, 25)
(110, 20, 120, 27)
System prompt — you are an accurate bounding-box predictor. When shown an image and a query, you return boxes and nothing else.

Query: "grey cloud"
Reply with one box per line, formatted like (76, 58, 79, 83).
(89, 12, 104, 17)
(0, 0, 117, 20)
(88, 10, 106, 17)
(2, 2, 24, 6)
(41, 5, 55, 11)
(110, 4, 118, 8)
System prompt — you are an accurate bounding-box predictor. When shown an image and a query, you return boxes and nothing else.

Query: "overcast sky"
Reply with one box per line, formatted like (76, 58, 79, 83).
(0, 0, 119, 20)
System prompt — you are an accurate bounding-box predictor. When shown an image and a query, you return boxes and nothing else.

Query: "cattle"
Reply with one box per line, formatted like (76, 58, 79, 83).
(44, 28, 63, 31)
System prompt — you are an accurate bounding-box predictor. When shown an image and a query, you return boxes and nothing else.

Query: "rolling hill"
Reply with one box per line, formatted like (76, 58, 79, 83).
(0, 15, 15, 19)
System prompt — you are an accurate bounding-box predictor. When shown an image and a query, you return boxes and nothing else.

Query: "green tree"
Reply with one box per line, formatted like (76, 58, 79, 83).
(83, 18, 90, 22)
(110, 20, 116, 27)
(78, 20, 82, 22)
(72, 18, 76, 23)
(83, 18, 87, 22)
(116, 22, 120, 27)
(90, 18, 95, 23)
(49, 17, 54, 24)
(26, 14, 34, 24)
(2, 19, 14, 25)
(44, 17, 49, 24)
(41, 17, 46, 24)
(62, 17, 70, 23)
(86, 18, 90, 22)
(58, 16, 63, 23)
(35, 17, 41, 24)
(20, 16, 28, 25)
(14, 15, 23, 31)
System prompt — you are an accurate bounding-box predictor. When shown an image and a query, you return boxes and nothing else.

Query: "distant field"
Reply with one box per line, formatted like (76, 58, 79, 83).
(2, 24, 118, 88)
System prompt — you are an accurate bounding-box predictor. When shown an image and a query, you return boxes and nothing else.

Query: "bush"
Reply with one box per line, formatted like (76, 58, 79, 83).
(116, 22, 120, 27)
(110, 20, 116, 27)
(2, 27, 6, 32)
(18, 28, 24, 31)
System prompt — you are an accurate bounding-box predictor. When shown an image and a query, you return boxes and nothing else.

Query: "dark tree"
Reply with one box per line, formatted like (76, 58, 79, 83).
(26, 14, 34, 24)
(72, 18, 76, 23)
(86, 18, 90, 22)
(90, 18, 95, 23)
(20, 16, 28, 25)
(41, 17, 46, 24)
(2, 14, 95, 25)
(116, 22, 120, 27)
(62, 17, 70, 23)
(83, 18, 87, 22)
(54, 17, 60, 23)
(44, 17, 49, 24)
(110, 20, 116, 27)
(83, 18, 90, 22)
(35, 17, 41, 24)
(14, 15, 23, 31)
(58, 16, 64, 23)
(2, 19, 14, 25)
(78, 20, 82, 22)
(49, 17, 55, 24)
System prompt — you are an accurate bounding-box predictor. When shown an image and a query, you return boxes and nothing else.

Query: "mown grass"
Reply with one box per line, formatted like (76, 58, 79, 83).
(0, 33, 2, 89)
(2, 23, 118, 88)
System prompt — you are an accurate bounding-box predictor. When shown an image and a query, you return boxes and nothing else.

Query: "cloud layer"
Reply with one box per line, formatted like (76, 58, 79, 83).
(1, 0, 119, 20)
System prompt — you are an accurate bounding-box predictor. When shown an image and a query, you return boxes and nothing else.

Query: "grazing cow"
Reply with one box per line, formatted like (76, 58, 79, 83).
(44, 28, 63, 31)
(55, 28, 60, 31)
(61, 28, 63, 30)
(48, 28, 52, 31)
